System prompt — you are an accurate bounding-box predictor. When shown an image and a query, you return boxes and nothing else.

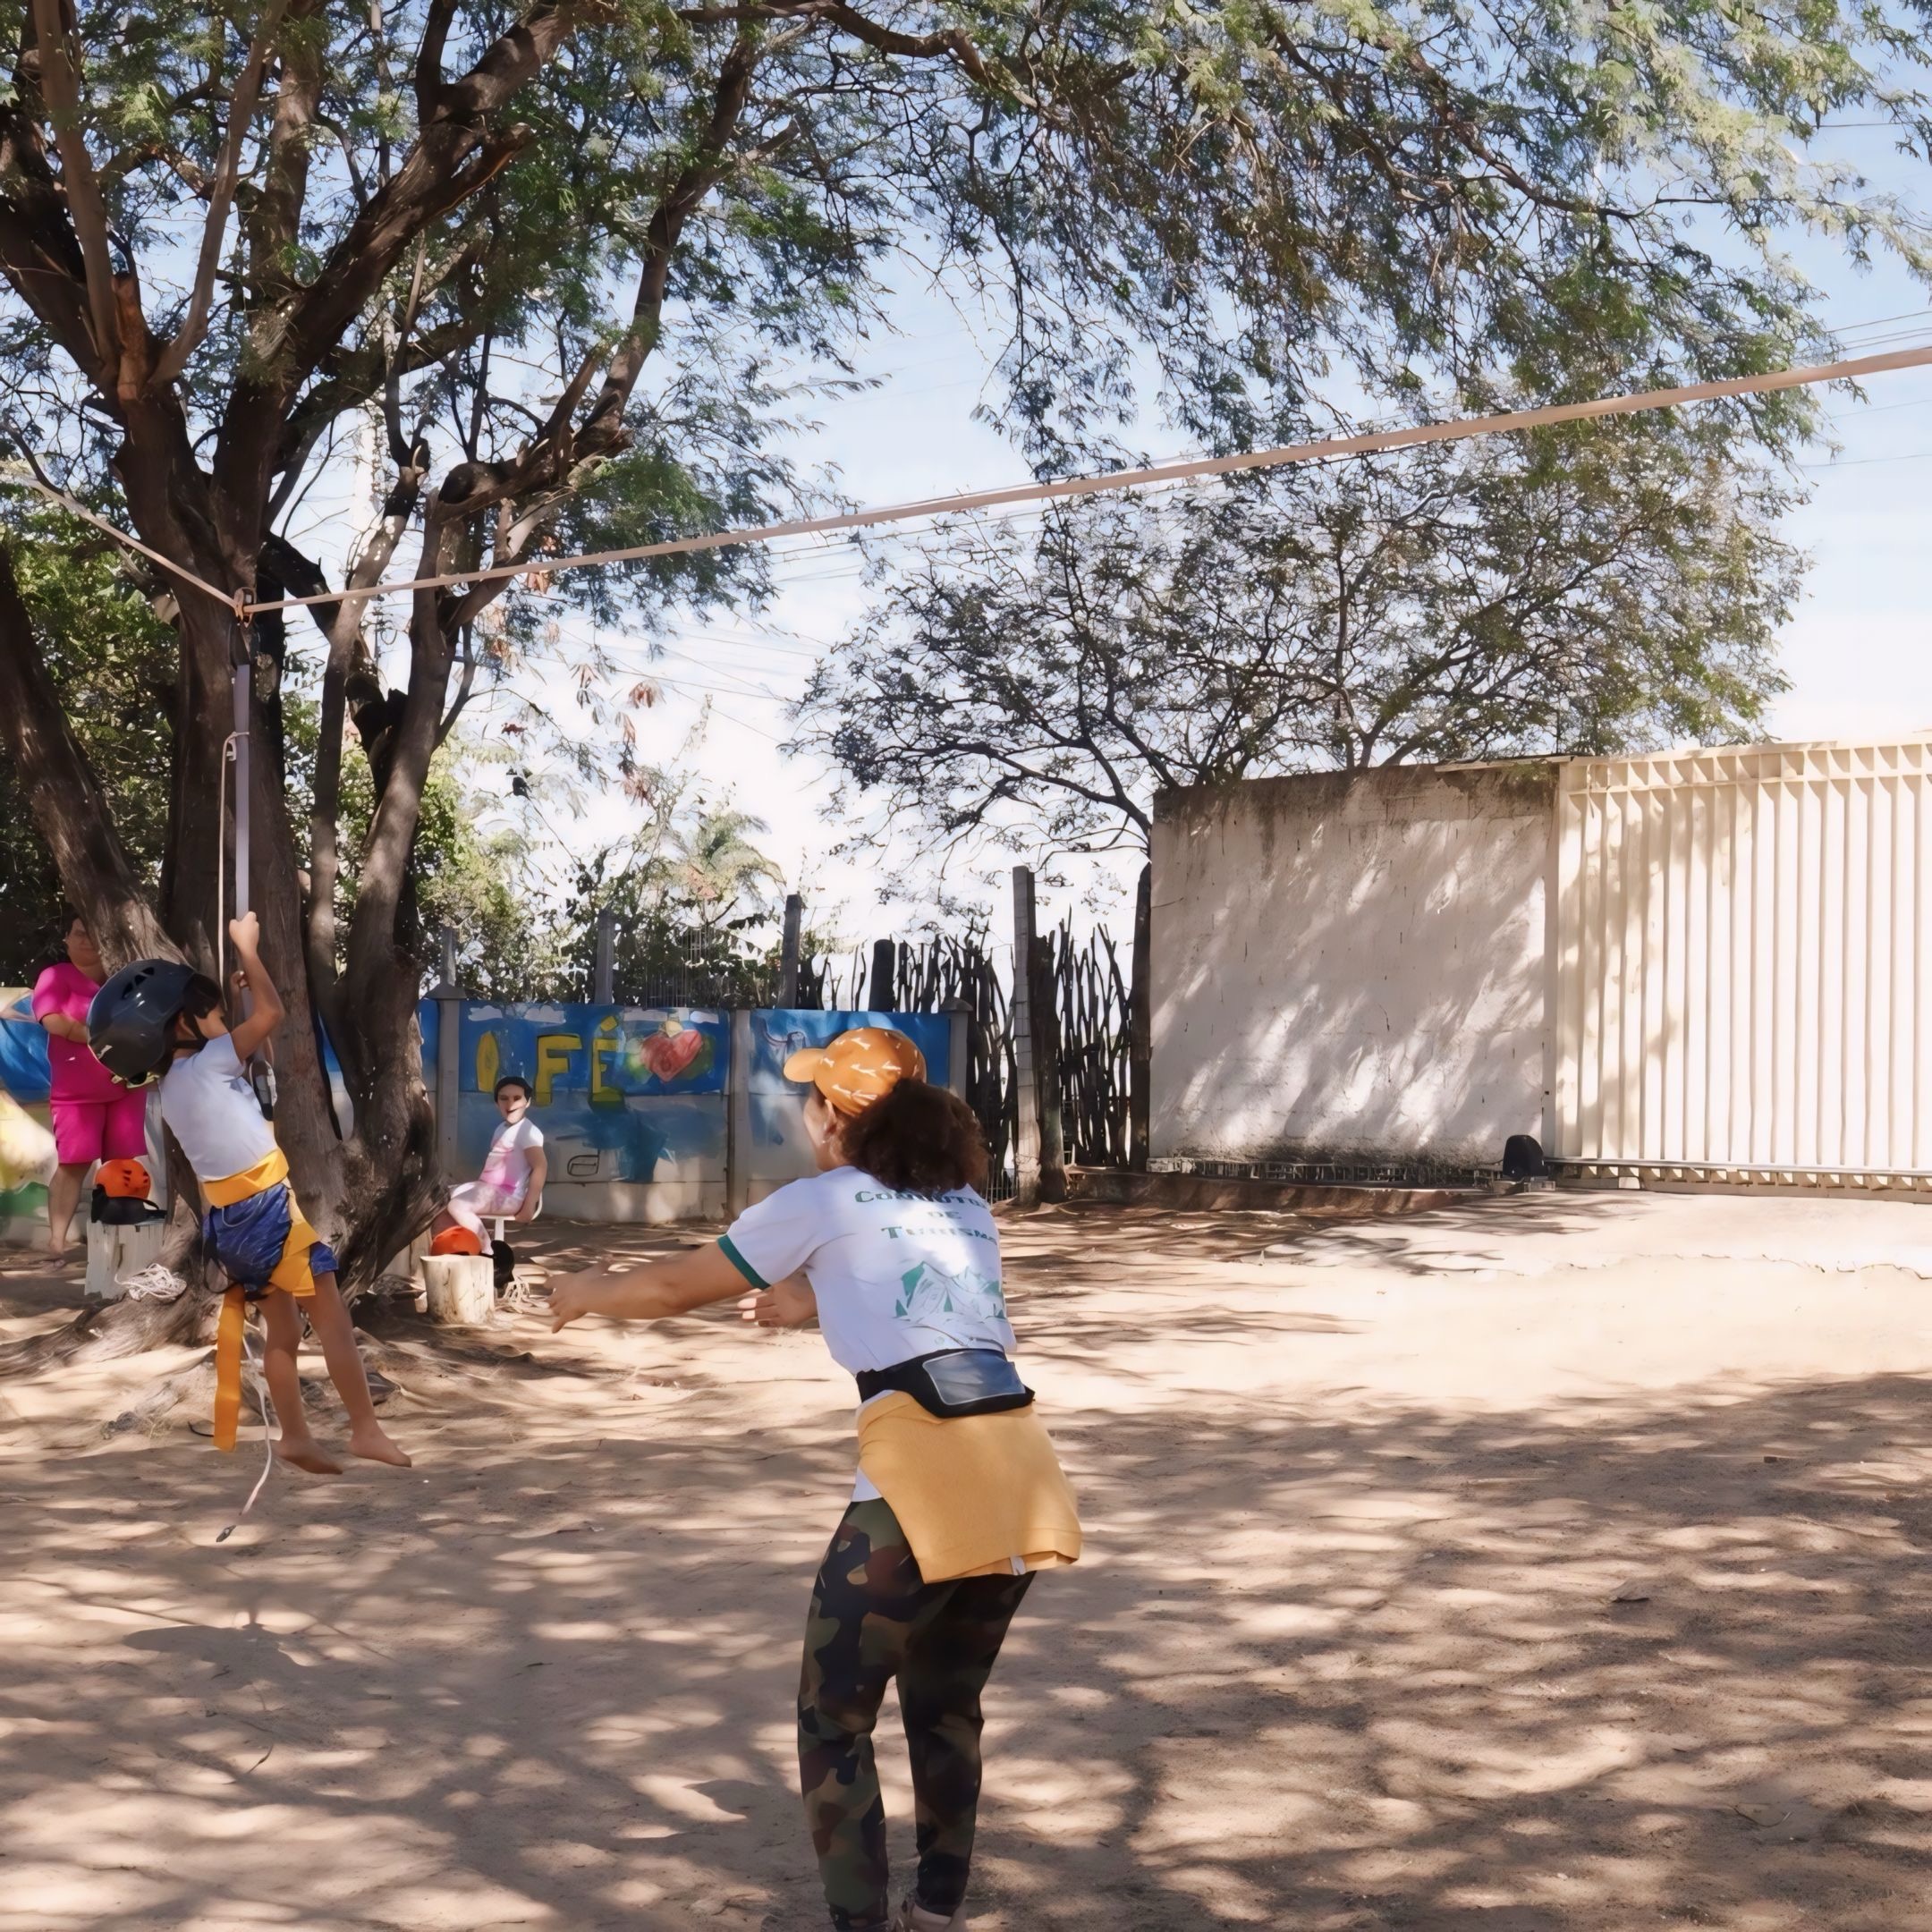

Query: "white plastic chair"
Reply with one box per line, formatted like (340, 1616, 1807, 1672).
(489, 1199, 540, 1292)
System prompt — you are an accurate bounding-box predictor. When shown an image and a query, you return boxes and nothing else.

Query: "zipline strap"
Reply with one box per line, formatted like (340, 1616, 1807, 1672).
(234, 339, 1932, 618)
(213, 1285, 247, 1453)
(11, 340, 1932, 619)
(0, 463, 235, 610)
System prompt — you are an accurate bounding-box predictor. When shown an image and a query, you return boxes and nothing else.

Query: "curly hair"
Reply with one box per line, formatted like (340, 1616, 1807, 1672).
(838, 1079, 989, 1195)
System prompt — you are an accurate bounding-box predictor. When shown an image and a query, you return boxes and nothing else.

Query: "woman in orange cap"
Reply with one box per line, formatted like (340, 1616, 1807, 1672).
(549, 1026, 1080, 1932)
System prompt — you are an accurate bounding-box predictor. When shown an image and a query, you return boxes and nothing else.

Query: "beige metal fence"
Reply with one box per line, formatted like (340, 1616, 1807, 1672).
(1553, 739, 1932, 1183)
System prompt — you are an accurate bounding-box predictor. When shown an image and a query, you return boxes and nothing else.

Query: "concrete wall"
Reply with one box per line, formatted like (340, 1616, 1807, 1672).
(1151, 763, 1556, 1167)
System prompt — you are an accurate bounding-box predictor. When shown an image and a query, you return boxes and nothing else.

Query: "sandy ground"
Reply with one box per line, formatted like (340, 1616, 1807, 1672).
(3, 1190, 1932, 1931)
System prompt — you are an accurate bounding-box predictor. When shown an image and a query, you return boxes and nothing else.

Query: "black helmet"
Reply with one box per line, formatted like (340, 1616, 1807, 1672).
(88, 959, 199, 1088)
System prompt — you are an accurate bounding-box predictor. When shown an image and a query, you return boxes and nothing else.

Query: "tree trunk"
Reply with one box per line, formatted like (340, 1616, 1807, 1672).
(161, 587, 351, 1233)
(0, 545, 175, 966)
(0, 1207, 209, 1372)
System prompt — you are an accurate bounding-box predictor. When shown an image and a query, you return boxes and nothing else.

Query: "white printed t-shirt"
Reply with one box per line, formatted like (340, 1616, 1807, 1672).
(474, 1116, 544, 1209)
(159, 1034, 277, 1183)
(720, 1165, 1014, 1498)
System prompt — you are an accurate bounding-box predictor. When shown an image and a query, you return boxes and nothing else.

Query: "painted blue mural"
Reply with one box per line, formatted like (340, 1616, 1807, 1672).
(1, 986, 961, 1219)
(745, 1008, 953, 1182)
(453, 1003, 729, 1188)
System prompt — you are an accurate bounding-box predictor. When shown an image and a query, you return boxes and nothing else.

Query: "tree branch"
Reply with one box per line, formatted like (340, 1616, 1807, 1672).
(214, 3, 584, 520)
(155, 0, 293, 386)
(442, 26, 765, 527)
(415, 0, 460, 121)
(26, 0, 122, 384)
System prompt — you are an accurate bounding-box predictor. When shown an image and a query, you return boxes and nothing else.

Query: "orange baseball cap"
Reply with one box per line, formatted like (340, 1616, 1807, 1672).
(783, 1026, 926, 1116)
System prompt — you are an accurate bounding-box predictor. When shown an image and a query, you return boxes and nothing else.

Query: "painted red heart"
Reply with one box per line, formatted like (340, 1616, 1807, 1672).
(643, 1028, 705, 1080)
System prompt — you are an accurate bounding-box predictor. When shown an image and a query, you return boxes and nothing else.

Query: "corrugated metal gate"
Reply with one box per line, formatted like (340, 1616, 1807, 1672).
(1554, 739, 1932, 1184)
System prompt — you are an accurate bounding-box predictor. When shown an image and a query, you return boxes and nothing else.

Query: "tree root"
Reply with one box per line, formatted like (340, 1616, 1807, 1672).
(0, 1281, 214, 1378)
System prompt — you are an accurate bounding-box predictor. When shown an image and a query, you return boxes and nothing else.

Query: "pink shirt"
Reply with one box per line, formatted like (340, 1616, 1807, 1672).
(32, 961, 122, 1103)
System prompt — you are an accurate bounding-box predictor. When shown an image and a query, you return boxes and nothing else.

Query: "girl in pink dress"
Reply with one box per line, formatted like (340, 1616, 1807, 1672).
(436, 1074, 547, 1241)
(32, 914, 149, 1258)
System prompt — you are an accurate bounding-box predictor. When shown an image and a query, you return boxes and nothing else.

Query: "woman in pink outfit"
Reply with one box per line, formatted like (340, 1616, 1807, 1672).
(32, 913, 148, 1258)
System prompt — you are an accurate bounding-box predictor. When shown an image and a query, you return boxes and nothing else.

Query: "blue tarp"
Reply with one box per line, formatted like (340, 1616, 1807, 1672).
(0, 992, 51, 1104)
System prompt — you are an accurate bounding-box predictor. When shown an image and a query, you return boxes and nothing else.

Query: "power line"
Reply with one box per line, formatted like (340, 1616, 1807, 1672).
(1801, 448, 1932, 469)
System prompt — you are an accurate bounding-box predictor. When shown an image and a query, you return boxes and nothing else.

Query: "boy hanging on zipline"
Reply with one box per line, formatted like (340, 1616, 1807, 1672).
(89, 913, 410, 1474)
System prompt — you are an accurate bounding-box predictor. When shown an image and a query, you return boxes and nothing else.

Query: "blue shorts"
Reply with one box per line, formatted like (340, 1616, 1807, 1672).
(203, 1180, 339, 1298)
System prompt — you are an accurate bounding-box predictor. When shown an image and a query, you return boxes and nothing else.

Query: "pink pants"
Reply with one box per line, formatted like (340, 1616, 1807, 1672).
(52, 1089, 148, 1167)
(446, 1182, 521, 1239)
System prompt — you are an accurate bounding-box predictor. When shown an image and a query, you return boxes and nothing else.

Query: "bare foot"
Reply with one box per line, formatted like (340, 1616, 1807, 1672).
(349, 1425, 412, 1468)
(275, 1437, 343, 1476)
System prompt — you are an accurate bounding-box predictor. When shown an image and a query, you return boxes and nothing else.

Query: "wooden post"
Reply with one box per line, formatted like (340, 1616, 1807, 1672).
(1011, 869, 1041, 1206)
(725, 1006, 752, 1216)
(593, 910, 616, 1004)
(870, 936, 897, 1011)
(1032, 921, 1066, 1201)
(1129, 860, 1152, 1171)
(779, 893, 803, 1007)
(945, 1004, 970, 1100)
(85, 1217, 167, 1300)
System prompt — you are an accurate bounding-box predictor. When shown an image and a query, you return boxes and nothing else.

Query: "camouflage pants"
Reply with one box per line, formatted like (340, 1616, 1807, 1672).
(799, 1497, 1033, 1930)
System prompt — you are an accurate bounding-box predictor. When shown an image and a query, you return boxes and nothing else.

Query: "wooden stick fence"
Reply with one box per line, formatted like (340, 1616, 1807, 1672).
(801, 919, 1137, 1191)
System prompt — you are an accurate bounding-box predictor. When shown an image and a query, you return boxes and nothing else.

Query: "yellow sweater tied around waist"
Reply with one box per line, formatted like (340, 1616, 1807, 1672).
(856, 1394, 1083, 1581)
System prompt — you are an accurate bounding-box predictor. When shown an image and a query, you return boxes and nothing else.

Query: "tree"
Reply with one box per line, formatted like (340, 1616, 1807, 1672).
(0, 506, 174, 983)
(558, 752, 785, 1003)
(0, 502, 551, 991)
(1, 0, 1928, 1360)
(794, 416, 1803, 861)
(674, 807, 784, 941)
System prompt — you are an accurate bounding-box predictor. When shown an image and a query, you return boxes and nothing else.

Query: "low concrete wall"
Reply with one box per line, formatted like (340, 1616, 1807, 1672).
(537, 1179, 725, 1224)
(1152, 763, 1556, 1168)
(1064, 1167, 1479, 1216)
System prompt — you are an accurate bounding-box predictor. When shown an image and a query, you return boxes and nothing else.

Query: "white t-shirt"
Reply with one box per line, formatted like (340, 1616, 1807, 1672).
(721, 1166, 1015, 1499)
(476, 1116, 544, 1208)
(159, 1034, 277, 1183)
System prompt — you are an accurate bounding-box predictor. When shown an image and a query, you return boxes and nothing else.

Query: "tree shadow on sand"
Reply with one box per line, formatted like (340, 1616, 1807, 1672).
(5, 1343, 1932, 1929)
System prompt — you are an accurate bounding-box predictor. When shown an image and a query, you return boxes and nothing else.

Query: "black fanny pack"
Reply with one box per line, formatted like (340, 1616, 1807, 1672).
(855, 1349, 1034, 1419)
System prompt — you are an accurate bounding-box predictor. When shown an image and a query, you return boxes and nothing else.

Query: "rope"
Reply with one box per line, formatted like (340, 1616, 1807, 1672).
(237, 340, 1932, 617)
(6, 339, 1932, 618)
(0, 462, 235, 610)
(117, 1260, 274, 1537)
(120, 1262, 190, 1301)
(215, 1326, 275, 1542)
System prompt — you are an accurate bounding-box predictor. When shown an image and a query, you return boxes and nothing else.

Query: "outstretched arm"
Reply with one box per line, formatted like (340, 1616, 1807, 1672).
(550, 1242, 747, 1330)
(225, 911, 286, 1061)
